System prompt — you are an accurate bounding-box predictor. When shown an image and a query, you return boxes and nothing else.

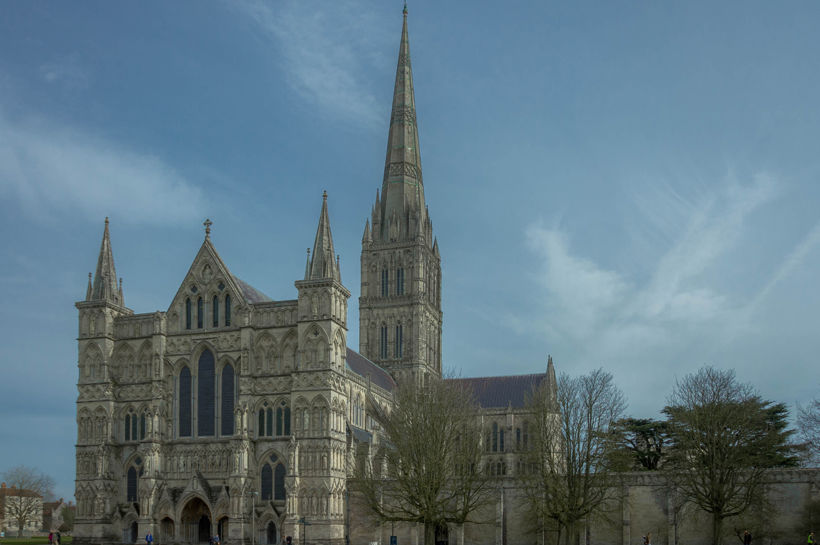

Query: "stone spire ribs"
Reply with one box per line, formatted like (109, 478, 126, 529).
(87, 217, 124, 306)
(372, 7, 433, 245)
(306, 191, 340, 282)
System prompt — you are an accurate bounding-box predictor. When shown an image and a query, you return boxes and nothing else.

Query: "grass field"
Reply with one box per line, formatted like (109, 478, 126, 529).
(0, 538, 73, 545)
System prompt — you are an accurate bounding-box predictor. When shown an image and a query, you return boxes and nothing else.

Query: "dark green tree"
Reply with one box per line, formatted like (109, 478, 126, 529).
(663, 367, 798, 545)
(608, 418, 670, 470)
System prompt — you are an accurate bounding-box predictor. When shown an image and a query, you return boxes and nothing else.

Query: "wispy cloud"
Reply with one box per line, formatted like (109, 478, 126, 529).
(0, 112, 206, 225)
(230, 0, 391, 127)
(39, 53, 89, 88)
(521, 175, 789, 412)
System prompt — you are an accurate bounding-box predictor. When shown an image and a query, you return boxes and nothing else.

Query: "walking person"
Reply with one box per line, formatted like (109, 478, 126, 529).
(48, 531, 53, 544)
(145, 532, 153, 545)
(743, 529, 752, 545)
(56, 531, 61, 545)
(809, 531, 815, 545)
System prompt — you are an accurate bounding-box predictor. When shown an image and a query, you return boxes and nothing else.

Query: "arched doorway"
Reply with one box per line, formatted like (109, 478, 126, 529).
(161, 518, 176, 543)
(181, 497, 212, 543)
(435, 523, 448, 545)
(266, 521, 277, 545)
(217, 517, 229, 541)
(130, 521, 138, 544)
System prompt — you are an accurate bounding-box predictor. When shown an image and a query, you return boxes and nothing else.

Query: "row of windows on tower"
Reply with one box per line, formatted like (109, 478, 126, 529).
(379, 324, 403, 359)
(177, 349, 235, 438)
(185, 294, 231, 330)
(380, 268, 405, 297)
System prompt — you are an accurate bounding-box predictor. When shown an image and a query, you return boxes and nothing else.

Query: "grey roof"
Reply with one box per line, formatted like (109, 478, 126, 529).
(348, 425, 373, 444)
(447, 374, 547, 409)
(346, 348, 396, 392)
(232, 275, 272, 303)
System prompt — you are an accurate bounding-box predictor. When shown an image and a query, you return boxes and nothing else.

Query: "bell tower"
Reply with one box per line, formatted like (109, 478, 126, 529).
(359, 6, 442, 386)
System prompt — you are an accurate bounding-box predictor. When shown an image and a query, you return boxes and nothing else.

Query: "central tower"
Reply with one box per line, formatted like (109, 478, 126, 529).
(359, 7, 442, 385)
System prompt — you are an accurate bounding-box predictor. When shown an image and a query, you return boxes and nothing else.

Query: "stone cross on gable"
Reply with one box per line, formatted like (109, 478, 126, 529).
(204, 218, 212, 238)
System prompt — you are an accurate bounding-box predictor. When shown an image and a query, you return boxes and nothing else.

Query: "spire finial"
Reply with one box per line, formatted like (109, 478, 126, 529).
(204, 218, 212, 239)
(323, 189, 328, 201)
(403, 2, 407, 15)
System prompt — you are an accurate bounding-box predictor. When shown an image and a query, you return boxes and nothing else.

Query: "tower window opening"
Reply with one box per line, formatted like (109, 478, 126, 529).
(380, 326, 388, 359)
(381, 269, 388, 297)
(394, 324, 403, 358)
(396, 268, 405, 295)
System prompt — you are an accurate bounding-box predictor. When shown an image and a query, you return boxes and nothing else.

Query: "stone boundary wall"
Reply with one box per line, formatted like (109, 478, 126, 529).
(350, 469, 820, 545)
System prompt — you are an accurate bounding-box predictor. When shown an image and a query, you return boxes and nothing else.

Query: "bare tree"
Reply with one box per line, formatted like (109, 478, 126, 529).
(663, 367, 797, 545)
(519, 368, 627, 545)
(1, 466, 55, 536)
(353, 377, 492, 545)
(797, 399, 820, 464)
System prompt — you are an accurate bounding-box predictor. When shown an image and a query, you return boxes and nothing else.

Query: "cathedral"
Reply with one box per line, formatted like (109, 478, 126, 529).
(74, 9, 554, 545)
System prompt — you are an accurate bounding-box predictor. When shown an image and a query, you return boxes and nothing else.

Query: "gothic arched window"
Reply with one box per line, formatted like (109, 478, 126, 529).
(179, 367, 192, 437)
(221, 364, 235, 436)
(225, 294, 232, 327)
(198, 350, 215, 437)
(185, 299, 192, 330)
(124, 413, 132, 441)
(274, 463, 286, 500)
(394, 324, 403, 358)
(127, 466, 138, 502)
(379, 326, 388, 359)
(261, 463, 273, 500)
(396, 268, 405, 295)
(213, 296, 219, 327)
(492, 422, 499, 452)
(197, 298, 203, 329)
(381, 269, 388, 297)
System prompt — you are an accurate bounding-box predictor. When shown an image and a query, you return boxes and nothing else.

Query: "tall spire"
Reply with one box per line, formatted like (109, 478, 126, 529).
(307, 191, 340, 281)
(87, 217, 123, 305)
(376, 5, 426, 242)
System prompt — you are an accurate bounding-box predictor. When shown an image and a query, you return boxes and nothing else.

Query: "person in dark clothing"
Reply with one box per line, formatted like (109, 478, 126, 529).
(743, 529, 752, 545)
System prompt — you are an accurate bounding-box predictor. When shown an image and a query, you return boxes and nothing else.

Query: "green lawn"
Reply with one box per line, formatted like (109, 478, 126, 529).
(0, 538, 73, 545)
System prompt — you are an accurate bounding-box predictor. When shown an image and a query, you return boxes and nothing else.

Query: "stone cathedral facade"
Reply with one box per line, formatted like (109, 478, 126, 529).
(74, 9, 555, 545)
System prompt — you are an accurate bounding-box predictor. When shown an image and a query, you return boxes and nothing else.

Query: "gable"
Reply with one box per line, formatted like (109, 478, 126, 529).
(167, 239, 271, 316)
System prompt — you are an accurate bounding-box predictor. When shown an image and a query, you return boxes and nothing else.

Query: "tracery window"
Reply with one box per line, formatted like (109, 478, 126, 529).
(213, 296, 219, 327)
(197, 297, 203, 328)
(225, 294, 231, 326)
(185, 299, 192, 330)
(260, 454, 286, 501)
(492, 422, 499, 452)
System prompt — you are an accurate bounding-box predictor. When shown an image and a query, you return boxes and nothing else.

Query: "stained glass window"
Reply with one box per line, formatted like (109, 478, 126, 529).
(197, 350, 215, 436)
(261, 464, 272, 500)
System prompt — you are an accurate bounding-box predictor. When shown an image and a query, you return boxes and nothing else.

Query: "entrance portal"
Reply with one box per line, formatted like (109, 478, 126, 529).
(130, 521, 138, 544)
(161, 518, 175, 543)
(181, 497, 212, 543)
(435, 523, 449, 545)
(266, 521, 277, 545)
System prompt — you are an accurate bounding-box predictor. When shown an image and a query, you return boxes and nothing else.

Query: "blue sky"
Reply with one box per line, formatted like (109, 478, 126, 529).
(1, 1, 819, 501)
